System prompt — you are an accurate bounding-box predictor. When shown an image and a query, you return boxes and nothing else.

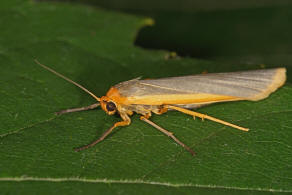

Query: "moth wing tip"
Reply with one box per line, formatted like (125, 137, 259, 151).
(250, 67, 286, 101)
(270, 67, 286, 90)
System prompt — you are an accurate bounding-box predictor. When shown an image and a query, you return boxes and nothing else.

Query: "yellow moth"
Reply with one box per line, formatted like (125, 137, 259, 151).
(35, 60, 286, 155)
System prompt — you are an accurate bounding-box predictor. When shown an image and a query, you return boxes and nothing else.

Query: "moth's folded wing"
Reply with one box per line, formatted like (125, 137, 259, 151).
(114, 68, 286, 105)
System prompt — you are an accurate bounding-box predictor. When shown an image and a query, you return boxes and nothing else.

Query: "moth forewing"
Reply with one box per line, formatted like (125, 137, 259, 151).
(114, 68, 286, 105)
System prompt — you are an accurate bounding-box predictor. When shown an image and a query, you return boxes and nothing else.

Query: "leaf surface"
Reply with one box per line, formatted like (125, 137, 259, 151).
(0, 0, 291, 194)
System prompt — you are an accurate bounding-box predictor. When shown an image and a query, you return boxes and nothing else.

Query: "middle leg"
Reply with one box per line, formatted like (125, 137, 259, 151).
(140, 115, 195, 156)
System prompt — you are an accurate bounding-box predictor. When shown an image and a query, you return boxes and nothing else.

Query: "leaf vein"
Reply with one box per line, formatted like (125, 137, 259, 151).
(0, 177, 291, 193)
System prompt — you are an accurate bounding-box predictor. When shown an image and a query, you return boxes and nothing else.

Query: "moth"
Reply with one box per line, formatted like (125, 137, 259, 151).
(35, 60, 286, 155)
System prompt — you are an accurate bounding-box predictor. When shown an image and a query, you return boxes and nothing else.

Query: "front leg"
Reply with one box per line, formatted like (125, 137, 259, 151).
(56, 103, 100, 115)
(75, 112, 131, 152)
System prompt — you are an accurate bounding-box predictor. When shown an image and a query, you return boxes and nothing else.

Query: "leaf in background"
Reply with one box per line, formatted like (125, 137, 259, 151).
(0, 0, 291, 194)
(135, 7, 292, 78)
(65, 0, 292, 77)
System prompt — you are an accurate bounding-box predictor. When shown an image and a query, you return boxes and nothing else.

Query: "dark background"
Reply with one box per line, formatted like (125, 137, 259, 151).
(39, 0, 292, 69)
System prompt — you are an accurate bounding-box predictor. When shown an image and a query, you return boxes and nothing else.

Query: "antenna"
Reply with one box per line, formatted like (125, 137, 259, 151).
(35, 59, 100, 101)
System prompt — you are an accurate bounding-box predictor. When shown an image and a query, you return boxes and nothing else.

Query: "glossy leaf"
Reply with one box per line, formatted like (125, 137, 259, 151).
(0, 0, 291, 194)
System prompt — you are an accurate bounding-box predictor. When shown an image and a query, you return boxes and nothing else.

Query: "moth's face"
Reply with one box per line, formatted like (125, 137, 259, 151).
(100, 96, 117, 115)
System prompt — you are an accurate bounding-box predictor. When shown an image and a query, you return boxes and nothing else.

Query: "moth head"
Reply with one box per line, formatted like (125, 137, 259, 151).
(100, 96, 117, 115)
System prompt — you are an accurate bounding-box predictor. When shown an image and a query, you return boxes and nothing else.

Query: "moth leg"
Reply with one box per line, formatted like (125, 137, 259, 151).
(75, 113, 131, 152)
(140, 115, 195, 156)
(166, 105, 249, 131)
(55, 103, 100, 115)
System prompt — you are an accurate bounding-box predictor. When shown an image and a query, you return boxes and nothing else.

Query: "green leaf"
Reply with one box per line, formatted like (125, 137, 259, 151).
(0, 0, 291, 194)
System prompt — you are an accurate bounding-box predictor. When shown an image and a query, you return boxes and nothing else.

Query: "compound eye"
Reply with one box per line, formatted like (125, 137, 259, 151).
(106, 102, 116, 112)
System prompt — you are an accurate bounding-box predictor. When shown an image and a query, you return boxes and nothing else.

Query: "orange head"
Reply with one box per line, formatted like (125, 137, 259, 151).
(100, 96, 118, 115)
